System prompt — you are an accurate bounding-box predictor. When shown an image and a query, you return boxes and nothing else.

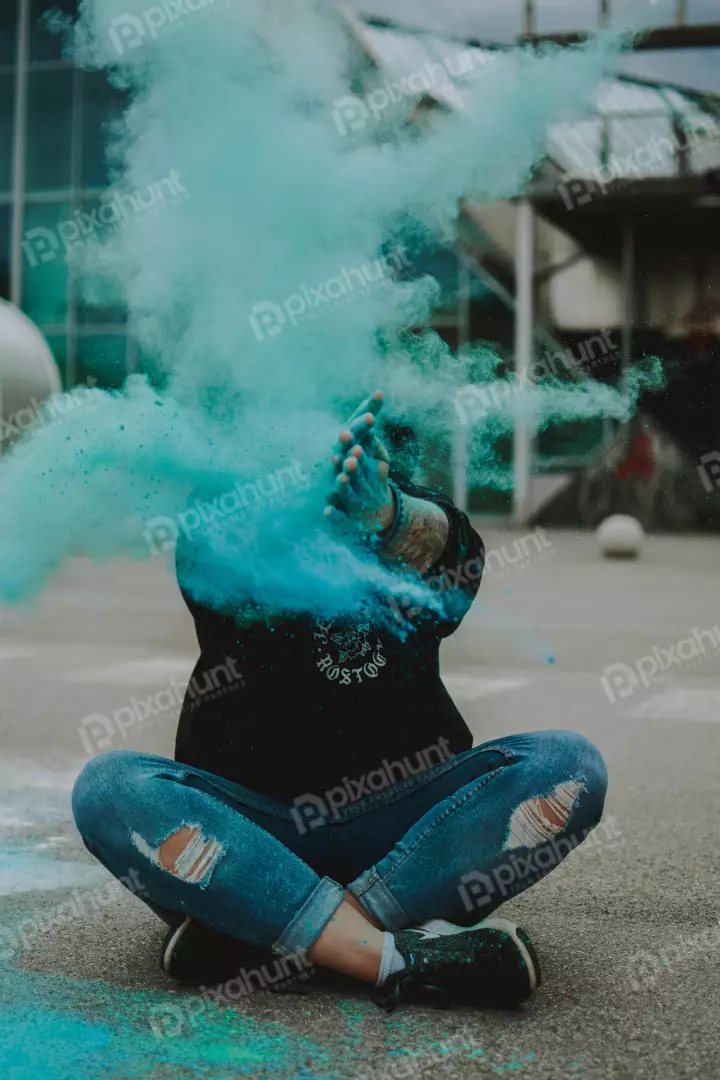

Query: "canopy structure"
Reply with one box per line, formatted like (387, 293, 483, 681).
(343, 13, 720, 522)
(347, 13, 720, 180)
(546, 75, 720, 183)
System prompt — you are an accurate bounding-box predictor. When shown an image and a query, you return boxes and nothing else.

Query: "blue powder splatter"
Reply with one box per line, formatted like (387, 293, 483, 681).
(0, 3, 664, 632)
(0, 846, 106, 896)
(0, 969, 334, 1080)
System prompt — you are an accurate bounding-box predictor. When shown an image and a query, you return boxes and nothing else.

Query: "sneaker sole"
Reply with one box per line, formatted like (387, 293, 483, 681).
(482, 917, 541, 999)
(419, 916, 540, 1000)
(162, 916, 192, 975)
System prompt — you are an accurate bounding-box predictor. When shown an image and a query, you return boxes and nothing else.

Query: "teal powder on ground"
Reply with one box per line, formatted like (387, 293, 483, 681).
(0, 0, 663, 632)
(0, 969, 332, 1079)
(0, 969, 545, 1078)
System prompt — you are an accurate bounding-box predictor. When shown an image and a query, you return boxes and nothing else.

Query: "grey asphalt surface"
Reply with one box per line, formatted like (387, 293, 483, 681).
(1, 528, 720, 1079)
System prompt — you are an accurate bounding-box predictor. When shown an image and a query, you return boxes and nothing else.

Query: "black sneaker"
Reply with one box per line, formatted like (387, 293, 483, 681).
(373, 917, 541, 1012)
(161, 917, 314, 993)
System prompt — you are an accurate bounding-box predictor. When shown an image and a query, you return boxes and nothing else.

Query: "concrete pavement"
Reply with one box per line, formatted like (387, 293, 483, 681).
(1, 529, 719, 1079)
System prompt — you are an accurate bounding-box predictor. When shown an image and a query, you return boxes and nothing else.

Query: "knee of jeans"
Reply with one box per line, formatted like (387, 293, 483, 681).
(556, 730, 608, 828)
(72, 751, 139, 841)
(502, 731, 608, 853)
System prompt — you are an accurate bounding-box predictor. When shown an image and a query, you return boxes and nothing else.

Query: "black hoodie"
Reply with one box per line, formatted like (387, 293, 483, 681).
(174, 478, 484, 802)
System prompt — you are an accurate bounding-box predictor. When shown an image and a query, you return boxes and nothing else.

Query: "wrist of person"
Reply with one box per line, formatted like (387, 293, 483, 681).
(377, 484, 397, 533)
(372, 480, 406, 552)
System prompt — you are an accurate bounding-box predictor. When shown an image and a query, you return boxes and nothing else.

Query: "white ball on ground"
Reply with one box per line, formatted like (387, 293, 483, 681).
(596, 515, 645, 559)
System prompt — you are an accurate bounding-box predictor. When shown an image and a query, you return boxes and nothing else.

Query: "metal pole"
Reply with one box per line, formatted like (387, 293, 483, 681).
(452, 259, 471, 512)
(10, 0, 29, 309)
(599, 0, 610, 29)
(621, 216, 635, 374)
(523, 0, 534, 37)
(66, 64, 84, 389)
(513, 198, 535, 526)
(676, 0, 687, 26)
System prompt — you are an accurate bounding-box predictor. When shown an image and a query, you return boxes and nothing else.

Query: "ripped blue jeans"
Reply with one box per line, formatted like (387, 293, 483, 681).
(71, 730, 607, 957)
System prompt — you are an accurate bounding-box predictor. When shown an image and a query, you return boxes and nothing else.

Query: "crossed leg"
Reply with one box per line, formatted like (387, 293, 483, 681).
(72, 730, 607, 985)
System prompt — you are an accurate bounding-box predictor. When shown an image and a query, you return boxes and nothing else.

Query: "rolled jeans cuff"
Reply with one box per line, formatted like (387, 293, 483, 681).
(274, 876, 345, 956)
(348, 867, 411, 932)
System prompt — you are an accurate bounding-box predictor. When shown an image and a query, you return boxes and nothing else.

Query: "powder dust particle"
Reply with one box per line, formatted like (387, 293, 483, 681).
(0, 3, 662, 634)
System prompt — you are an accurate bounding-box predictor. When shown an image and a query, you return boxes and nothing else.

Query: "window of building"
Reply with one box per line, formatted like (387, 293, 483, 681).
(0, 4, 18, 67)
(0, 207, 11, 299)
(535, 0, 600, 34)
(611, 0, 676, 28)
(26, 67, 74, 191)
(41, 331, 69, 386)
(76, 332, 129, 388)
(0, 72, 14, 196)
(0, 1, 131, 387)
(80, 71, 126, 189)
(30, 0, 77, 63)
(21, 199, 71, 325)
(688, 0, 720, 23)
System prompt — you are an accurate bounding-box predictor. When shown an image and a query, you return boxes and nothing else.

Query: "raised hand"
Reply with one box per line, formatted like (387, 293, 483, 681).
(324, 390, 396, 536)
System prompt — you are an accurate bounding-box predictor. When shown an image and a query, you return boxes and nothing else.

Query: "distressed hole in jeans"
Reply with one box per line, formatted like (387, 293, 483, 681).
(503, 779, 585, 851)
(131, 824, 225, 887)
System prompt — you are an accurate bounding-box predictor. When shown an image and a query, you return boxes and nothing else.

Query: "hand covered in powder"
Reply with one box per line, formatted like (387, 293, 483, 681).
(324, 390, 396, 536)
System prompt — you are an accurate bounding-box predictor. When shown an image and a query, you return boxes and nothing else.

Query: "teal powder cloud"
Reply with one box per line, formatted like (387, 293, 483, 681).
(0, 1, 661, 626)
